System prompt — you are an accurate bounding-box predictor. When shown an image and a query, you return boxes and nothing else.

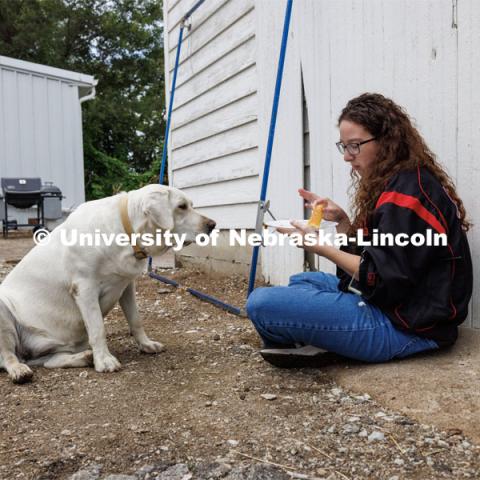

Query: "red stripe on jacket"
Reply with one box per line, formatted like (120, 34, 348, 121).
(375, 191, 447, 235)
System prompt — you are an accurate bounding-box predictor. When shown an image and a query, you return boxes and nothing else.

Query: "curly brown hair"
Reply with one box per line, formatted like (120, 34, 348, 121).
(338, 93, 470, 232)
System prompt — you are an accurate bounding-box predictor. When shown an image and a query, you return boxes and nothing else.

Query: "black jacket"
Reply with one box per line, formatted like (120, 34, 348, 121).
(337, 166, 473, 347)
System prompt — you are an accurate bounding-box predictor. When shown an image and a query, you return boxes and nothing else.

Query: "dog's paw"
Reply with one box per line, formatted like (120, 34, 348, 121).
(9, 363, 34, 384)
(94, 353, 122, 373)
(139, 339, 165, 354)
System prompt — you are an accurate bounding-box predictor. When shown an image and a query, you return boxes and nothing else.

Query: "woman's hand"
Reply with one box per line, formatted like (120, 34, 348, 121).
(277, 220, 361, 277)
(298, 188, 351, 233)
(276, 221, 324, 254)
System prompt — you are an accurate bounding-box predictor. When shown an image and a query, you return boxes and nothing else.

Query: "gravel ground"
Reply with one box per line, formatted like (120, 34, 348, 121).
(0, 261, 479, 480)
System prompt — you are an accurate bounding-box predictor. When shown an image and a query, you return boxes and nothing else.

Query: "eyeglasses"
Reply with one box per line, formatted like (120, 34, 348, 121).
(336, 138, 376, 155)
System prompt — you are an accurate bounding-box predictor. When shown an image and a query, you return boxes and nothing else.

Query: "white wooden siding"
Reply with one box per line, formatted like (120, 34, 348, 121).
(164, 0, 480, 328)
(164, 0, 260, 230)
(255, 0, 304, 284)
(457, 0, 480, 328)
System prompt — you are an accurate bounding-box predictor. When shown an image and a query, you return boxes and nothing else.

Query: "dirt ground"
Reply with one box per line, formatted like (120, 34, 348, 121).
(0, 234, 479, 480)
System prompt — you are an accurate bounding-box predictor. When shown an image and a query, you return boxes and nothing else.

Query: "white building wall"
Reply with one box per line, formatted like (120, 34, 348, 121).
(0, 56, 96, 224)
(164, 0, 259, 230)
(163, 0, 480, 328)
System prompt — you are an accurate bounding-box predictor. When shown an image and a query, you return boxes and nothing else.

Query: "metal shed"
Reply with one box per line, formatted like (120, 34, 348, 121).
(164, 0, 480, 329)
(0, 55, 97, 227)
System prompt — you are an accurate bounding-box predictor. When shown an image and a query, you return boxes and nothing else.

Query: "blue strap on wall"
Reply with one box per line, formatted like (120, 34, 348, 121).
(248, 0, 293, 296)
(151, 0, 245, 317)
(159, 25, 184, 184)
(153, 0, 294, 314)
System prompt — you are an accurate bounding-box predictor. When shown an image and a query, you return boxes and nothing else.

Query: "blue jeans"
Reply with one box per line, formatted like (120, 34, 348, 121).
(246, 272, 438, 363)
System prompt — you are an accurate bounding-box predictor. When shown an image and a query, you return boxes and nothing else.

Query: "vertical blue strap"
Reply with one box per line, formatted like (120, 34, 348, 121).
(184, 0, 206, 19)
(248, 0, 294, 296)
(159, 25, 185, 185)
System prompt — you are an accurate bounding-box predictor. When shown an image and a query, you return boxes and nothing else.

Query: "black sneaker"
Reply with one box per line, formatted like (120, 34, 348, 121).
(259, 345, 344, 369)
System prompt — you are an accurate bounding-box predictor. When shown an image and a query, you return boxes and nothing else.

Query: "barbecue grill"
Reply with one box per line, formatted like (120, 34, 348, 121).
(1, 177, 44, 237)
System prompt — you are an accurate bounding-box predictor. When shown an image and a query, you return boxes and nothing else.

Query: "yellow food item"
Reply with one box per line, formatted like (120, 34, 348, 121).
(308, 204, 324, 228)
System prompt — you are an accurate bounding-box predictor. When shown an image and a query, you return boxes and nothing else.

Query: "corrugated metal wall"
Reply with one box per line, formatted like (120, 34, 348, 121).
(0, 59, 90, 223)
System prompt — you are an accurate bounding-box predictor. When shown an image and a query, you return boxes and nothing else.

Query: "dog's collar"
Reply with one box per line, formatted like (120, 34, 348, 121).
(119, 194, 148, 260)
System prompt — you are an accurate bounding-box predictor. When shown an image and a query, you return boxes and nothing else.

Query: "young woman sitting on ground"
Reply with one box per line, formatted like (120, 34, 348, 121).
(246, 92, 473, 365)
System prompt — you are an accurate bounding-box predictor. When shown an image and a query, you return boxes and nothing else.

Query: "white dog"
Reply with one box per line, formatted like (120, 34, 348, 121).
(0, 184, 215, 383)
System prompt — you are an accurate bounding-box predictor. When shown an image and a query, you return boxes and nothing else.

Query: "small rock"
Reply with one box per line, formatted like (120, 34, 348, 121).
(261, 394, 277, 401)
(368, 431, 385, 442)
(342, 423, 361, 434)
(393, 458, 405, 466)
(227, 439, 239, 447)
(157, 463, 191, 479)
(103, 476, 136, 480)
(354, 393, 371, 402)
(358, 429, 368, 438)
(69, 465, 102, 480)
(79, 371, 88, 379)
(213, 334, 221, 341)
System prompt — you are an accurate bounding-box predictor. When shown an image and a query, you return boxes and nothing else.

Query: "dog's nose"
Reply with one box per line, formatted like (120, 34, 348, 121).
(206, 219, 216, 233)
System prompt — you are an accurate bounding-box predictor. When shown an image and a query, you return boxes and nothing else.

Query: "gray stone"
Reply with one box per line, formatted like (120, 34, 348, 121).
(193, 462, 232, 479)
(103, 476, 136, 480)
(69, 464, 102, 480)
(342, 423, 361, 434)
(368, 431, 385, 442)
(156, 463, 191, 480)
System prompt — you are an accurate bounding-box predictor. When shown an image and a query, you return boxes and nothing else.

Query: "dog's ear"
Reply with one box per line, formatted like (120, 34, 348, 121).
(142, 190, 174, 230)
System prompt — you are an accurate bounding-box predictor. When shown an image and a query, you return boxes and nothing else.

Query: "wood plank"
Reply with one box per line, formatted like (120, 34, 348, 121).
(191, 202, 258, 229)
(171, 93, 257, 149)
(171, 120, 259, 169)
(458, 0, 480, 329)
(172, 147, 259, 188)
(172, 37, 255, 109)
(179, 175, 259, 208)
(167, 0, 228, 35)
(256, 0, 304, 285)
(172, 65, 257, 127)
(170, 14, 255, 89)
(168, 1, 254, 63)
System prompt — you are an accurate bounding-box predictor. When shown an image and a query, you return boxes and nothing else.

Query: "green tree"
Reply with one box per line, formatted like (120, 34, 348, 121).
(0, 0, 165, 199)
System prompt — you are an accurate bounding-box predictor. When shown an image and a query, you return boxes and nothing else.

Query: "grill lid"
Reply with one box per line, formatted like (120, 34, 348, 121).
(1, 177, 42, 209)
(1, 177, 42, 193)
